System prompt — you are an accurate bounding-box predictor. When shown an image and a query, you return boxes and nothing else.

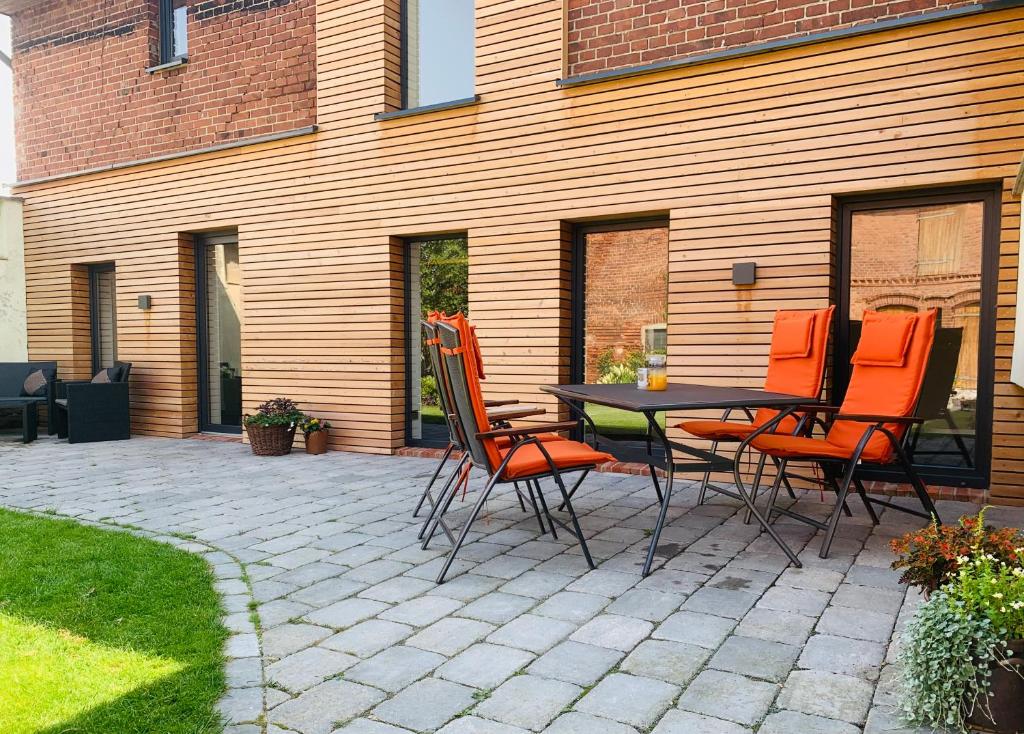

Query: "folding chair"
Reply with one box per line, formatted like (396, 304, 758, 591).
(422, 315, 614, 583)
(678, 307, 835, 515)
(743, 309, 941, 557)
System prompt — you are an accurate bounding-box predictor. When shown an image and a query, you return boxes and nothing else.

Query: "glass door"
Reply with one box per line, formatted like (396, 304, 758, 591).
(89, 263, 117, 374)
(571, 220, 669, 447)
(837, 188, 999, 488)
(196, 232, 242, 433)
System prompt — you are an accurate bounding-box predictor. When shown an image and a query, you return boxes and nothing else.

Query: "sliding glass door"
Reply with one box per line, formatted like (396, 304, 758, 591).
(196, 232, 243, 433)
(837, 187, 999, 488)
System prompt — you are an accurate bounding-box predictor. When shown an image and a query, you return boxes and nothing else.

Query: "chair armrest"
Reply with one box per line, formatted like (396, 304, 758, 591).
(65, 381, 128, 400)
(486, 405, 546, 422)
(55, 380, 92, 399)
(484, 399, 519, 407)
(832, 413, 925, 425)
(478, 421, 578, 439)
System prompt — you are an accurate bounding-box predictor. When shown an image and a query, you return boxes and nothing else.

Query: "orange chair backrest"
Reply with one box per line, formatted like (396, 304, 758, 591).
(825, 309, 937, 463)
(435, 313, 504, 473)
(754, 306, 835, 429)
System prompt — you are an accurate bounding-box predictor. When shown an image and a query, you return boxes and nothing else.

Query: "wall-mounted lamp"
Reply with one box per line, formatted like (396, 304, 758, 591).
(732, 262, 757, 286)
(138, 295, 152, 310)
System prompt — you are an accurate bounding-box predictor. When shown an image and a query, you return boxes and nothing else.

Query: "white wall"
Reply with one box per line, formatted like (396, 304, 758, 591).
(0, 196, 26, 360)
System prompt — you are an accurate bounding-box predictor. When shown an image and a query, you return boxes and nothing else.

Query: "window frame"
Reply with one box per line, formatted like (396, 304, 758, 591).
(158, 0, 188, 65)
(399, 0, 476, 112)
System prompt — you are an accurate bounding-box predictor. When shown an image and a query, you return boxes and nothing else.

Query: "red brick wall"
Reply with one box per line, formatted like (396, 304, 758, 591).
(584, 226, 669, 382)
(12, 0, 316, 181)
(566, 0, 976, 77)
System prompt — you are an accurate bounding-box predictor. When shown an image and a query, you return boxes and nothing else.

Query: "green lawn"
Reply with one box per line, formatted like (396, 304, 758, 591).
(423, 402, 663, 438)
(0, 509, 227, 734)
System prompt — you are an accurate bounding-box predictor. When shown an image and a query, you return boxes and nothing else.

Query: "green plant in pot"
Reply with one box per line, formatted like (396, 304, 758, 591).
(300, 416, 331, 455)
(896, 510, 1024, 734)
(243, 397, 303, 456)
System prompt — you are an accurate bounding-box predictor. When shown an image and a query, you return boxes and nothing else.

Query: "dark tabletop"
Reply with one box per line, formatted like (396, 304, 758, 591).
(541, 382, 810, 412)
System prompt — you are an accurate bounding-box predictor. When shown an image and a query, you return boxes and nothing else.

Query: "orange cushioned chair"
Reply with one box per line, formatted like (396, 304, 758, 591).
(421, 314, 614, 584)
(744, 308, 941, 558)
(678, 306, 835, 509)
(414, 314, 565, 542)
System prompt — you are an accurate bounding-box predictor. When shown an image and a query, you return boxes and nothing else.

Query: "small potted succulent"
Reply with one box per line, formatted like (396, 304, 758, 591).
(243, 397, 303, 456)
(895, 510, 1024, 734)
(300, 416, 331, 455)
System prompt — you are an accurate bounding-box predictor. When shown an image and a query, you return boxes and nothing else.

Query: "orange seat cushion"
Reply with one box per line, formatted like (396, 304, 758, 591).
(495, 433, 566, 450)
(749, 434, 855, 461)
(499, 440, 614, 480)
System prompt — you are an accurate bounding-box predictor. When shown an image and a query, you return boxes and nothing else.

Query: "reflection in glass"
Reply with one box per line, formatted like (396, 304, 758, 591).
(204, 241, 242, 428)
(404, 0, 475, 108)
(848, 202, 983, 471)
(90, 267, 117, 372)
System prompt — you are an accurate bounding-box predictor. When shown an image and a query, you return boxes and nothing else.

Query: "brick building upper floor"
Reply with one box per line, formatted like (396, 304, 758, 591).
(0, 0, 1002, 183)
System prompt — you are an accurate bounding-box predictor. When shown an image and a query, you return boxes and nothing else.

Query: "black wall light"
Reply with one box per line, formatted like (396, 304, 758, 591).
(732, 262, 757, 286)
(138, 295, 152, 310)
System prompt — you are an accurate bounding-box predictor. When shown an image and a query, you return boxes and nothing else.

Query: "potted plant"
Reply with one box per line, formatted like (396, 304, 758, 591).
(300, 416, 331, 455)
(896, 510, 1024, 734)
(243, 397, 303, 456)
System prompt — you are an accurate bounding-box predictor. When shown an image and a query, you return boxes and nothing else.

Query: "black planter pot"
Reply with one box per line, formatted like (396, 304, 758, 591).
(967, 639, 1024, 734)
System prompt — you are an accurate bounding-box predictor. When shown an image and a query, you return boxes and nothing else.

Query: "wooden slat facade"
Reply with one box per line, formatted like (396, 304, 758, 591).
(13, 1, 1024, 499)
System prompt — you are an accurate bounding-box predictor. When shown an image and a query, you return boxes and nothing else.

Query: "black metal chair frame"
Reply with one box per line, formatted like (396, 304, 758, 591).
(738, 405, 941, 558)
(420, 321, 598, 584)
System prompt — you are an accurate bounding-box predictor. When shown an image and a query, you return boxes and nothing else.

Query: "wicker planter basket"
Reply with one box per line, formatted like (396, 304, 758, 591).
(245, 423, 297, 456)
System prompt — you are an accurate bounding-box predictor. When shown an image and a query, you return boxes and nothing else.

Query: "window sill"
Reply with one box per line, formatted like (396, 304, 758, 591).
(374, 95, 480, 122)
(146, 56, 189, 74)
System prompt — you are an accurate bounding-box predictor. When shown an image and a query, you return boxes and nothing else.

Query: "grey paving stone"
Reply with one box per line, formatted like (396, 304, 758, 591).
(777, 566, 845, 593)
(373, 677, 476, 732)
(487, 613, 576, 654)
(263, 622, 333, 660)
(654, 610, 736, 649)
(455, 592, 536, 624)
(378, 595, 463, 626)
(757, 586, 831, 617)
(332, 719, 417, 734)
(760, 710, 861, 734)
(831, 584, 905, 615)
(606, 588, 683, 622)
(621, 639, 710, 685)
(218, 686, 263, 724)
(475, 674, 581, 731)
(345, 645, 445, 693)
(499, 570, 574, 599)
(343, 559, 413, 584)
(528, 640, 624, 686)
(474, 554, 539, 579)
(436, 642, 535, 689)
(817, 605, 896, 643)
(651, 710, 751, 734)
(735, 607, 816, 646)
(709, 635, 800, 683)
(436, 717, 530, 734)
(533, 590, 609, 623)
(271, 679, 385, 734)
(288, 577, 369, 606)
(267, 547, 333, 570)
(266, 645, 357, 693)
(259, 598, 314, 628)
(359, 575, 436, 603)
(225, 633, 260, 659)
(405, 616, 495, 656)
(568, 569, 641, 597)
(799, 633, 887, 681)
(681, 587, 759, 619)
(777, 670, 875, 724)
(545, 712, 640, 734)
(225, 656, 263, 689)
(321, 619, 413, 658)
(576, 672, 679, 729)
(304, 598, 389, 629)
(845, 564, 904, 590)
(570, 614, 653, 651)
(677, 670, 778, 726)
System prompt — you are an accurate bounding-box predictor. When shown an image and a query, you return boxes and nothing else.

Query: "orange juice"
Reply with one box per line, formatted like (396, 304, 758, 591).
(648, 371, 668, 391)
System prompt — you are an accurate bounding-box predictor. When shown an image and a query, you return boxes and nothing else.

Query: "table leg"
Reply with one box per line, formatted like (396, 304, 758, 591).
(642, 412, 674, 577)
(23, 403, 38, 443)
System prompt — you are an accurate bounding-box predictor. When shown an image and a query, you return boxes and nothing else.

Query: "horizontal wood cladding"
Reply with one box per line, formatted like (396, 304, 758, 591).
(14, 2, 1024, 500)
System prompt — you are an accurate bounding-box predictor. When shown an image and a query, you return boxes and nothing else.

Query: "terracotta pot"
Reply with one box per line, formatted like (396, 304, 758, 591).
(246, 423, 296, 456)
(966, 639, 1024, 734)
(304, 430, 328, 455)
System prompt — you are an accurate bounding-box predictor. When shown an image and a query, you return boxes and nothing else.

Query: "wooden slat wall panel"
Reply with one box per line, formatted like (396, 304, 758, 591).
(13, 1, 1024, 500)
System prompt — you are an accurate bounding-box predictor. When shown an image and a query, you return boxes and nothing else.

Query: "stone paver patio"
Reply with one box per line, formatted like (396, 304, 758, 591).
(3, 435, 1021, 734)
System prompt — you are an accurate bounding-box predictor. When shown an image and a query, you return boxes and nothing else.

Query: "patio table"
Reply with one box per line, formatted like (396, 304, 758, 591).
(0, 398, 39, 444)
(540, 382, 811, 575)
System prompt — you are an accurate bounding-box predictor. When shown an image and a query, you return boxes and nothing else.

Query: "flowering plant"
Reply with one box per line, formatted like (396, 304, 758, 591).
(890, 510, 1024, 593)
(951, 553, 1024, 639)
(300, 416, 331, 437)
(243, 397, 304, 428)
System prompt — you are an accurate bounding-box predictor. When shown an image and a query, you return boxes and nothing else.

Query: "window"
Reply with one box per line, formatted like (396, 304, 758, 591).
(403, 0, 475, 109)
(88, 264, 117, 375)
(159, 0, 188, 64)
(917, 207, 965, 276)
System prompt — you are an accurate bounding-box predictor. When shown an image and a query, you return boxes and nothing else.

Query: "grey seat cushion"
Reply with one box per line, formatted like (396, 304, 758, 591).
(55, 399, 68, 407)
